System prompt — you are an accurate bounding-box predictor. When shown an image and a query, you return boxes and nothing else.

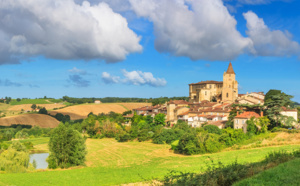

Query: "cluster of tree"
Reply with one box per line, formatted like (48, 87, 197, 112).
(0, 141, 35, 173)
(0, 125, 52, 142)
(0, 97, 12, 104)
(47, 124, 86, 169)
(61, 96, 188, 105)
(150, 97, 189, 106)
(35, 107, 71, 123)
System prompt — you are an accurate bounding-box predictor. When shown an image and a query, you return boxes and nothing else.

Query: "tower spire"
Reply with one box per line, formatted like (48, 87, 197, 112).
(226, 62, 235, 74)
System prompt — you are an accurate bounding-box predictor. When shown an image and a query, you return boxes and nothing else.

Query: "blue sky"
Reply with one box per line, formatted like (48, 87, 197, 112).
(0, 0, 299, 102)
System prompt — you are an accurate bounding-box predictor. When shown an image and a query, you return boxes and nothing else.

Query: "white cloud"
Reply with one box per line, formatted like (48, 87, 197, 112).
(129, 0, 253, 61)
(101, 72, 121, 84)
(244, 11, 300, 57)
(0, 0, 142, 64)
(69, 67, 87, 75)
(102, 70, 167, 87)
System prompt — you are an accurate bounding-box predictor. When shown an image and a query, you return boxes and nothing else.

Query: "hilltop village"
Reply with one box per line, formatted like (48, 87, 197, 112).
(133, 63, 298, 131)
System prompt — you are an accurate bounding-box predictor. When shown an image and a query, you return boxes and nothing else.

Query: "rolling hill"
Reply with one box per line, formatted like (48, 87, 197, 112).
(0, 114, 60, 128)
(49, 102, 151, 120)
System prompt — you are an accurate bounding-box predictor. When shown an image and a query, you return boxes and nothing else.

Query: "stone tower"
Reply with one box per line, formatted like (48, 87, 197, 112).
(222, 62, 238, 103)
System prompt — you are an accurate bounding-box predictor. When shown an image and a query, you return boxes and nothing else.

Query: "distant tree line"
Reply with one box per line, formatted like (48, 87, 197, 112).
(61, 96, 188, 105)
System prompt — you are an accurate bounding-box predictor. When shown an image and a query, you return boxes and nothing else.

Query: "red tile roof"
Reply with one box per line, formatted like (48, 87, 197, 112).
(235, 111, 260, 119)
(189, 80, 223, 85)
(168, 100, 189, 105)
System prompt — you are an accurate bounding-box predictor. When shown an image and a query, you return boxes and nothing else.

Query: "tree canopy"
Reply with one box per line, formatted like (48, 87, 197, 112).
(47, 124, 87, 169)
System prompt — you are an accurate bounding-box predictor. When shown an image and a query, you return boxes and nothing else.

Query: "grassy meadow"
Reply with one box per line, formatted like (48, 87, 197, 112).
(10, 99, 52, 105)
(0, 137, 299, 185)
(234, 158, 300, 185)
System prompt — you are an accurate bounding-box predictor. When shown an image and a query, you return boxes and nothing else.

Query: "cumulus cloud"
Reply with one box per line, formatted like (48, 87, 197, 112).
(129, 0, 253, 61)
(0, 0, 142, 64)
(68, 75, 90, 87)
(244, 11, 300, 57)
(69, 67, 88, 75)
(237, 0, 291, 5)
(0, 79, 22, 87)
(101, 72, 121, 84)
(102, 70, 167, 87)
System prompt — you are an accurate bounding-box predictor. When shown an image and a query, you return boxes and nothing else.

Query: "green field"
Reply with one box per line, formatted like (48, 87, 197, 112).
(235, 158, 300, 185)
(10, 99, 55, 105)
(0, 138, 299, 186)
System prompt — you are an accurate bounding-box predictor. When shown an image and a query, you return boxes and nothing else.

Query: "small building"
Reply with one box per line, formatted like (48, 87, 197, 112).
(280, 107, 298, 125)
(234, 111, 263, 133)
(94, 100, 101, 104)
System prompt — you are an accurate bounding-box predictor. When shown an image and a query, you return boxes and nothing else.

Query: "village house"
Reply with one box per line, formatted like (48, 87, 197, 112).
(237, 92, 265, 105)
(166, 100, 189, 123)
(280, 107, 298, 125)
(94, 100, 101, 104)
(234, 111, 263, 133)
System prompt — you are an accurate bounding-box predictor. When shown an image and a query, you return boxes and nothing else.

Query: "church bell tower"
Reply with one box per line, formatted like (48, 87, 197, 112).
(222, 62, 238, 103)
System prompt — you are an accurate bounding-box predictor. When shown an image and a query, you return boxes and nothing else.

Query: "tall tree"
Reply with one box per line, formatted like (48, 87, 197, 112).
(47, 124, 87, 169)
(264, 91, 293, 127)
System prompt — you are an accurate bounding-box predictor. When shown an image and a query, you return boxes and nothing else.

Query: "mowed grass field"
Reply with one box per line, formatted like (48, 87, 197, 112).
(49, 102, 151, 120)
(0, 114, 59, 128)
(234, 158, 300, 186)
(10, 99, 56, 105)
(0, 137, 299, 186)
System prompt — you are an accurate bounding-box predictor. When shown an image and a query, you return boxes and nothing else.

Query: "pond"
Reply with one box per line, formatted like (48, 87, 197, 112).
(29, 153, 49, 169)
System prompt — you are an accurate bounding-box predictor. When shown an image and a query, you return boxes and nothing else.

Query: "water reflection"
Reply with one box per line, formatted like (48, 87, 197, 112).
(29, 153, 49, 169)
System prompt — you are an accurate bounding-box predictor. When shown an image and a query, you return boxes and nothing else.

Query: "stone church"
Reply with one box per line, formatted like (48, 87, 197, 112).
(189, 62, 238, 103)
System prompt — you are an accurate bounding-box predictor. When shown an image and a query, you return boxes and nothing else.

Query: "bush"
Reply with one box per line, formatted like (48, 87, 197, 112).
(203, 125, 222, 135)
(204, 134, 222, 153)
(47, 124, 87, 169)
(0, 141, 30, 173)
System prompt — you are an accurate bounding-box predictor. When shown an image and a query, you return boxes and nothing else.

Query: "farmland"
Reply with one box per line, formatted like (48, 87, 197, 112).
(0, 114, 59, 128)
(0, 136, 299, 185)
(49, 102, 151, 120)
(8, 104, 65, 112)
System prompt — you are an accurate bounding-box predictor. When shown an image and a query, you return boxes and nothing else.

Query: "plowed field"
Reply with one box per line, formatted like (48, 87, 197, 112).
(0, 114, 60, 128)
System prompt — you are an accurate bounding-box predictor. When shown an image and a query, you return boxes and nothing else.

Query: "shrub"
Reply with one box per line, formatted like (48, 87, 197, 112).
(203, 125, 222, 135)
(47, 124, 87, 169)
(0, 141, 30, 173)
(204, 134, 222, 153)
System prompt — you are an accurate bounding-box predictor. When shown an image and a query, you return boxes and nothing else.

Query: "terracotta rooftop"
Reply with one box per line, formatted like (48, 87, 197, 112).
(207, 120, 227, 127)
(168, 100, 189, 105)
(281, 107, 297, 112)
(226, 62, 235, 74)
(178, 111, 189, 116)
(235, 111, 260, 119)
(189, 80, 223, 85)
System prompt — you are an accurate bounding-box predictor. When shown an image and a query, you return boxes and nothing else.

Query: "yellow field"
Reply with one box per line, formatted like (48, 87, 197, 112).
(49, 103, 151, 120)
(8, 104, 65, 111)
(0, 114, 60, 128)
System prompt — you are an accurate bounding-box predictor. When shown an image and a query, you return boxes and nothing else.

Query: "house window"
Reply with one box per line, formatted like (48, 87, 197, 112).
(209, 85, 211, 88)
(236, 120, 238, 124)
(226, 93, 228, 98)
(205, 91, 207, 95)
(242, 120, 245, 124)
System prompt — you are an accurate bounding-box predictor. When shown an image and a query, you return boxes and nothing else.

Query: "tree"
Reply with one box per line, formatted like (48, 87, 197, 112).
(255, 116, 270, 133)
(203, 125, 222, 135)
(16, 98, 21, 102)
(38, 107, 48, 114)
(31, 104, 37, 110)
(47, 124, 87, 169)
(0, 141, 30, 173)
(264, 91, 293, 127)
(154, 113, 166, 126)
